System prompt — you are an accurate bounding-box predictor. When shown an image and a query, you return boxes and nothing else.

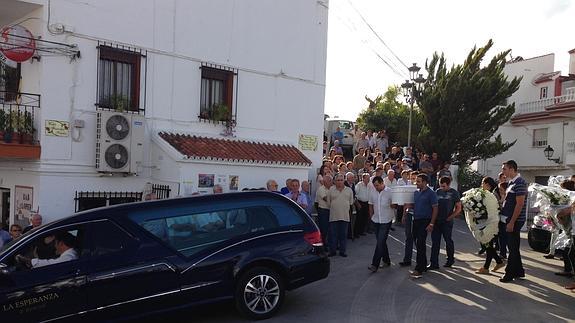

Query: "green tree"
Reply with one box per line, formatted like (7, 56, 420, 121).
(416, 39, 521, 164)
(357, 86, 425, 147)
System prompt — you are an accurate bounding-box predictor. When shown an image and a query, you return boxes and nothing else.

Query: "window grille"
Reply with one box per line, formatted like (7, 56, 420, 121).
(96, 42, 147, 114)
(532, 128, 548, 147)
(75, 191, 143, 212)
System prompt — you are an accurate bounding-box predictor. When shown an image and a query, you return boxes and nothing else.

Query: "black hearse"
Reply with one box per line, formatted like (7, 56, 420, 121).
(0, 191, 329, 321)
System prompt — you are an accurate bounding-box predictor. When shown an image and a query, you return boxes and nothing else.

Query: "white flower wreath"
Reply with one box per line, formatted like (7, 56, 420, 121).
(462, 188, 500, 244)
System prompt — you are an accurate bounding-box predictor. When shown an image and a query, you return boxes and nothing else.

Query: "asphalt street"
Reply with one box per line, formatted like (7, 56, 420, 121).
(158, 219, 575, 323)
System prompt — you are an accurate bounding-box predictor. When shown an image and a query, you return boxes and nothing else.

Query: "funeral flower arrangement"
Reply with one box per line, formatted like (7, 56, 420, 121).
(529, 183, 574, 248)
(462, 188, 500, 244)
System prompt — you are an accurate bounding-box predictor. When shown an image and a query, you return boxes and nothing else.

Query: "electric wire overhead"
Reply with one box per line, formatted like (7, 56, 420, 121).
(345, 0, 410, 72)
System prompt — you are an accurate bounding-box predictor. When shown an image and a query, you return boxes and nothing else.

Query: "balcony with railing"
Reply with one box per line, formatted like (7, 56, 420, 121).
(514, 87, 575, 115)
(0, 91, 41, 159)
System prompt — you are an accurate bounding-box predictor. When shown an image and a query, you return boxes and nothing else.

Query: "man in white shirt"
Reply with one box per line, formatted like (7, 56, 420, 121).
(16, 232, 79, 269)
(368, 176, 396, 272)
(383, 170, 397, 187)
(315, 175, 333, 247)
(354, 173, 371, 237)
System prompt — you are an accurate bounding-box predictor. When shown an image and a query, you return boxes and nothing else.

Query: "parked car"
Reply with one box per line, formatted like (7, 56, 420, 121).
(0, 191, 329, 321)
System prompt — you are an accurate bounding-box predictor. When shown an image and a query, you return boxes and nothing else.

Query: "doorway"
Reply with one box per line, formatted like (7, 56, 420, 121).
(0, 188, 10, 230)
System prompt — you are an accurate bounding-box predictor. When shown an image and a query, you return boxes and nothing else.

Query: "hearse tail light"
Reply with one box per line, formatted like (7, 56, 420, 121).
(304, 231, 323, 247)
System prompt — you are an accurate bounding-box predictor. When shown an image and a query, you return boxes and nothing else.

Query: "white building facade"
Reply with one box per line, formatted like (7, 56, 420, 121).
(477, 50, 575, 184)
(0, 0, 329, 226)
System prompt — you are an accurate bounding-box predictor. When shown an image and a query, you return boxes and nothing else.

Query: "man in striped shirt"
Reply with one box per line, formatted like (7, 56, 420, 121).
(499, 160, 527, 283)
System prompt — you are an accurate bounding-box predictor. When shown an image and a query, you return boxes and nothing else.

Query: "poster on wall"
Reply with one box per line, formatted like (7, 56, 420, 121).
(216, 175, 228, 190)
(181, 180, 195, 196)
(229, 175, 239, 191)
(298, 134, 318, 151)
(14, 185, 33, 221)
(198, 174, 215, 188)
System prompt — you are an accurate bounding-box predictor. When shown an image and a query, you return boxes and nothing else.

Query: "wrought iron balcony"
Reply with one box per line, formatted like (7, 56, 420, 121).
(0, 91, 41, 159)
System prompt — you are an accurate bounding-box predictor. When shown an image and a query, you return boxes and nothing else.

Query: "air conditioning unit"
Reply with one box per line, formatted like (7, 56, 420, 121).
(96, 111, 145, 173)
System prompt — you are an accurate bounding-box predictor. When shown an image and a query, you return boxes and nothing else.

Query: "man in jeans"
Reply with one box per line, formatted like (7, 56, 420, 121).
(399, 170, 419, 267)
(315, 175, 333, 248)
(499, 160, 527, 283)
(327, 174, 354, 257)
(404, 174, 438, 278)
(429, 176, 461, 269)
(368, 176, 396, 272)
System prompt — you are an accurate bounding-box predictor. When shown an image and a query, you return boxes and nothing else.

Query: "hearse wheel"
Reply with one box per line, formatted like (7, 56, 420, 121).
(235, 266, 285, 320)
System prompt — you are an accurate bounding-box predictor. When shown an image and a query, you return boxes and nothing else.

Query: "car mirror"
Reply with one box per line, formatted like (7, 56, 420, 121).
(0, 263, 11, 275)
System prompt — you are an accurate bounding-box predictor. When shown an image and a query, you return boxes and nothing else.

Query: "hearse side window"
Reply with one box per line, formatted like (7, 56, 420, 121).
(132, 206, 277, 257)
(271, 204, 304, 227)
(9, 226, 86, 271)
(89, 221, 135, 257)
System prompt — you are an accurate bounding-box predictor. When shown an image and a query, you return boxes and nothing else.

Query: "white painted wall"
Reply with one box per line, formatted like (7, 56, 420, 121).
(0, 0, 328, 223)
(504, 54, 555, 105)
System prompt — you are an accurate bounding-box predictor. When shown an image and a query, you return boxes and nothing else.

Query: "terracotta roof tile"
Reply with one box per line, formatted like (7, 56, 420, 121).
(533, 71, 560, 84)
(159, 132, 312, 166)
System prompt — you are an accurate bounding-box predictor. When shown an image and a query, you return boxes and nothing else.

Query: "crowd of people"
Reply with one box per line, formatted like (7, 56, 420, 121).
(275, 125, 549, 284)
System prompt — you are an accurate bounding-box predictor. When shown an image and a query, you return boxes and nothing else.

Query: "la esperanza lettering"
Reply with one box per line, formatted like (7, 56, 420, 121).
(3, 292, 60, 312)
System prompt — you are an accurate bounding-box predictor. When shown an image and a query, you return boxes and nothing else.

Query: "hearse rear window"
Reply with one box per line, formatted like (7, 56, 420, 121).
(131, 206, 279, 257)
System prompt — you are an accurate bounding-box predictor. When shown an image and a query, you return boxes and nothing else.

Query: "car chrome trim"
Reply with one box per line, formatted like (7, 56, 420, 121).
(89, 262, 176, 282)
(181, 230, 303, 274)
(87, 289, 182, 313)
(180, 280, 220, 291)
(44, 281, 221, 322)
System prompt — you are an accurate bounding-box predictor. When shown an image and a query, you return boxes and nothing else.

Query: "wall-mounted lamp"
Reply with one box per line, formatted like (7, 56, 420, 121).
(543, 145, 561, 164)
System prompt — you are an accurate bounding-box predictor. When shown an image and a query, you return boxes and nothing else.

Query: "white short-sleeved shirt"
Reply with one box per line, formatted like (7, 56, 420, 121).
(369, 187, 394, 224)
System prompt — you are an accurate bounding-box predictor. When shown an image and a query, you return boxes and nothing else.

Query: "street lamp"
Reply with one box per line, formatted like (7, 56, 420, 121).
(543, 145, 560, 164)
(401, 63, 426, 148)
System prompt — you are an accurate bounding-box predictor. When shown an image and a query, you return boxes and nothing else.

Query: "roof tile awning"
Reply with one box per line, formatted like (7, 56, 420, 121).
(159, 132, 312, 166)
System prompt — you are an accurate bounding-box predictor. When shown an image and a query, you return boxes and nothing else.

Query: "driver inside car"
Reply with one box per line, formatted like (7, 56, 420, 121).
(15, 232, 78, 269)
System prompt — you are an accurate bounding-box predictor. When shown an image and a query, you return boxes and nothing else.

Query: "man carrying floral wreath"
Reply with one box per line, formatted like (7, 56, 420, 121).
(500, 160, 527, 283)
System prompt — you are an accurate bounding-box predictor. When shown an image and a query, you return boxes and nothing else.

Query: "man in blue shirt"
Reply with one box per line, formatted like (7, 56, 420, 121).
(331, 127, 344, 145)
(499, 160, 527, 283)
(405, 174, 438, 278)
(430, 176, 461, 269)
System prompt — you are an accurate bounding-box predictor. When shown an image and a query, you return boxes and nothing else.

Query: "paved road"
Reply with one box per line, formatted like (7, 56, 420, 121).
(158, 219, 575, 322)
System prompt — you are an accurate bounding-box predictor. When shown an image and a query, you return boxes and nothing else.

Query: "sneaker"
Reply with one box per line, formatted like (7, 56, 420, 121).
(410, 270, 423, 278)
(368, 265, 378, 273)
(475, 267, 489, 275)
(443, 261, 454, 268)
(499, 275, 514, 283)
(398, 261, 412, 267)
(427, 264, 439, 271)
(554, 271, 574, 277)
(492, 261, 506, 272)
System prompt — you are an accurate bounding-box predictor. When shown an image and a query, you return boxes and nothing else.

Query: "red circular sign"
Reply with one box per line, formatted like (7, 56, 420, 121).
(0, 25, 36, 62)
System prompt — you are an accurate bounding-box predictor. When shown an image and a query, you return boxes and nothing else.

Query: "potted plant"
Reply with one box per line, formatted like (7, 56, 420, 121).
(4, 110, 23, 143)
(107, 94, 130, 112)
(212, 103, 230, 122)
(3, 113, 13, 143)
(20, 111, 34, 144)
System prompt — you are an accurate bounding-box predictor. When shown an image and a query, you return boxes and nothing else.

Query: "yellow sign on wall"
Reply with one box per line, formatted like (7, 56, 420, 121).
(299, 134, 318, 151)
(45, 120, 70, 137)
